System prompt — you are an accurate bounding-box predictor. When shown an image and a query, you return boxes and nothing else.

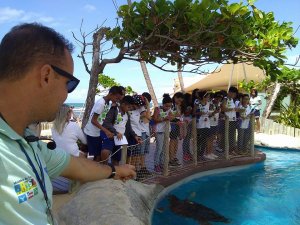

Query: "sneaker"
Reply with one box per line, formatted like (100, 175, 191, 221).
(215, 147, 224, 153)
(169, 160, 181, 167)
(173, 158, 181, 166)
(204, 154, 214, 160)
(154, 165, 162, 173)
(211, 153, 218, 159)
(183, 153, 192, 161)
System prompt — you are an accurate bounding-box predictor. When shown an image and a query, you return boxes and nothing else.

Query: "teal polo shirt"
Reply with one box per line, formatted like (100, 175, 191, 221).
(0, 118, 71, 225)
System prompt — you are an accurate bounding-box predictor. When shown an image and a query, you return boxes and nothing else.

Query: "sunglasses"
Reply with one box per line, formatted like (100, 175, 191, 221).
(50, 65, 80, 93)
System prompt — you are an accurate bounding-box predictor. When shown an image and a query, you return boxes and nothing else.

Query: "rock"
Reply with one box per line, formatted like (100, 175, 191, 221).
(255, 133, 300, 149)
(57, 180, 164, 225)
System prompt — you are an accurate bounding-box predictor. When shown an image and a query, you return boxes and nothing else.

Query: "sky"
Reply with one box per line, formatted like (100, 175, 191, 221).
(0, 0, 299, 103)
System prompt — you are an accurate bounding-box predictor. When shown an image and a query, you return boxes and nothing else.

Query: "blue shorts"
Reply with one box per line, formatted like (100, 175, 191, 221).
(127, 136, 141, 156)
(140, 132, 150, 155)
(209, 126, 219, 136)
(111, 146, 122, 162)
(170, 123, 180, 139)
(253, 109, 260, 118)
(100, 131, 115, 151)
(86, 135, 102, 156)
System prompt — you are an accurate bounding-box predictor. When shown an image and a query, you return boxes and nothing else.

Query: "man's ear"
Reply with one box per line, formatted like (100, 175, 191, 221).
(39, 64, 51, 89)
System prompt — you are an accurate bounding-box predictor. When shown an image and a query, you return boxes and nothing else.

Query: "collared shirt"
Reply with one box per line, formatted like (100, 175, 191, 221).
(0, 118, 70, 225)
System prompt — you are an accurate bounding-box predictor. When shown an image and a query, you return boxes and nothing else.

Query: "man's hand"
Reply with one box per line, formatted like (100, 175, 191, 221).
(115, 164, 136, 181)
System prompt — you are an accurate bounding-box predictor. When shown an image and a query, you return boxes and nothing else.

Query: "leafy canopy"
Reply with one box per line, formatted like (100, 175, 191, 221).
(96, 74, 134, 94)
(107, 0, 298, 78)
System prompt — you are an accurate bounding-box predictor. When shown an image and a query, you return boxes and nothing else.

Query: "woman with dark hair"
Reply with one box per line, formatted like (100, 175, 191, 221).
(194, 91, 214, 160)
(250, 88, 262, 132)
(169, 92, 184, 166)
(182, 93, 193, 161)
(153, 94, 173, 172)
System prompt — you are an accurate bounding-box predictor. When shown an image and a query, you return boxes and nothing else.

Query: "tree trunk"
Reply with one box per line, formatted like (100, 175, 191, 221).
(140, 61, 159, 107)
(177, 64, 185, 93)
(82, 29, 106, 128)
(262, 82, 281, 119)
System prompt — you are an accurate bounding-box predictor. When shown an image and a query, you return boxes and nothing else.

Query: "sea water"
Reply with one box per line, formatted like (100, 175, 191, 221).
(66, 103, 85, 119)
(152, 147, 300, 225)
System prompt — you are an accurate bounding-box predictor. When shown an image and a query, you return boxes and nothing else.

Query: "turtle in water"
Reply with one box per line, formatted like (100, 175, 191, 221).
(168, 195, 230, 225)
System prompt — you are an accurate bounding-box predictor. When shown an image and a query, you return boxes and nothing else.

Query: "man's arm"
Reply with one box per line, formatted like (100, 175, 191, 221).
(61, 156, 136, 183)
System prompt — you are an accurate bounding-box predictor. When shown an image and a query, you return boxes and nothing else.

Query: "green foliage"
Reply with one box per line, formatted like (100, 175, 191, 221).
(239, 78, 270, 93)
(96, 74, 134, 95)
(239, 67, 300, 127)
(276, 102, 300, 129)
(107, 0, 298, 77)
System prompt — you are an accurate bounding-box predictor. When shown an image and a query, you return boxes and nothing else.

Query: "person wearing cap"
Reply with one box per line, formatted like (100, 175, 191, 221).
(0, 23, 136, 225)
(126, 95, 151, 179)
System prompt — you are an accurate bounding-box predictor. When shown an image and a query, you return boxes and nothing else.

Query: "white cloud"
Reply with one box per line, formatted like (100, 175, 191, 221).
(0, 7, 25, 24)
(39, 16, 55, 23)
(83, 4, 96, 12)
(0, 7, 61, 26)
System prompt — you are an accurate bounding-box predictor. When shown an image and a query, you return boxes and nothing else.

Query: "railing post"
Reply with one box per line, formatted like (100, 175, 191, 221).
(250, 115, 255, 157)
(225, 117, 229, 160)
(120, 145, 128, 165)
(192, 117, 198, 165)
(163, 121, 170, 176)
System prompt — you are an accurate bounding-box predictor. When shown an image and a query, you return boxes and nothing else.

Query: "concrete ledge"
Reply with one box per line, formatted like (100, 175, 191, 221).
(145, 150, 266, 187)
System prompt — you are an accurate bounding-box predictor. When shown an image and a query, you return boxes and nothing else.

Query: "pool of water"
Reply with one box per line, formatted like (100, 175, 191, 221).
(152, 147, 300, 225)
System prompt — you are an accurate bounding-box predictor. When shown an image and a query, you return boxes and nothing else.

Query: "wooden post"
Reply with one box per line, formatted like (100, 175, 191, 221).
(163, 121, 170, 176)
(192, 117, 198, 165)
(120, 145, 128, 165)
(225, 117, 229, 160)
(250, 115, 255, 157)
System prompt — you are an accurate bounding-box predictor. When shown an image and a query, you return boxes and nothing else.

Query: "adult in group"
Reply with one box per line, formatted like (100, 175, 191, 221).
(250, 88, 262, 132)
(52, 104, 87, 157)
(0, 23, 136, 225)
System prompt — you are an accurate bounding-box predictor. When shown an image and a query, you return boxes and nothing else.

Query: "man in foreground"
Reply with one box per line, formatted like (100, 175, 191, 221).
(0, 23, 136, 225)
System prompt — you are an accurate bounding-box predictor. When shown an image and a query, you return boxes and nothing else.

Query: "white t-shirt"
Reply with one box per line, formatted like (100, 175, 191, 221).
(129, 108, 143, 137)
(84, 97, 110, 137)
(250, 96, 262, 110)
(209, 103, 220, 127)
(196, 102, 210, 129)
(156, 107, 171, 132)
(139, 106, 150, 136)
(225, 98, 236, 122)
(239, 105, 252, 129)
(52, 121, 87, 157)
(113, 109, 129, 135)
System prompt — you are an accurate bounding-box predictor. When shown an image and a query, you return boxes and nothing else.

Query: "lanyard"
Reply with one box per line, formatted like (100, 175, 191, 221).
(17, 141, 55, 224)
(17, 141, 49, 204)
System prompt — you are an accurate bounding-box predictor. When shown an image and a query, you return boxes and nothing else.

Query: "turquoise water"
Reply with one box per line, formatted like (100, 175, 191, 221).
(65, 103, 84, 108)
(152, 147, 300, 225)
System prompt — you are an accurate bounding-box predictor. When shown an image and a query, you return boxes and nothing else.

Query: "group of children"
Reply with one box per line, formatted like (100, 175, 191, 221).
(83, 86, 153, 176)
(151, 86, 258, 172)
(83, 85, 260, 175)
